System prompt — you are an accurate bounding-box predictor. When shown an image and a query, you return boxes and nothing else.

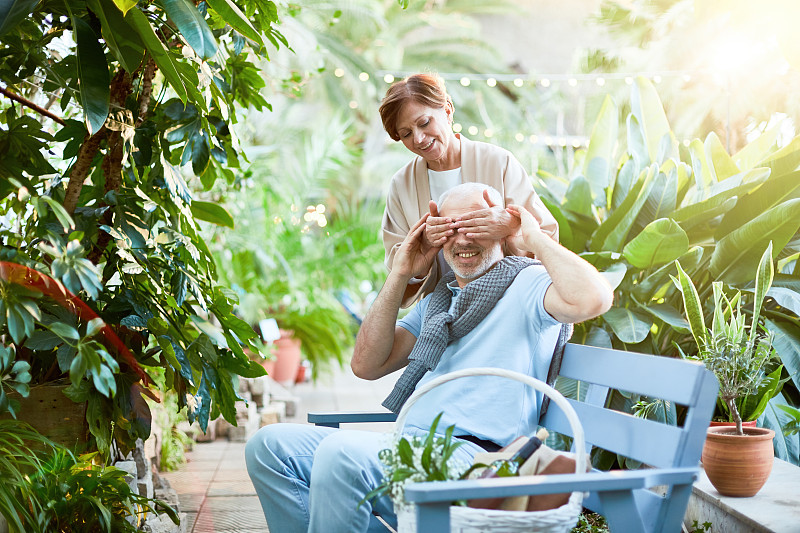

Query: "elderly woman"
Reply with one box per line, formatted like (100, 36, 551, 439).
(380, 73, 559, 307)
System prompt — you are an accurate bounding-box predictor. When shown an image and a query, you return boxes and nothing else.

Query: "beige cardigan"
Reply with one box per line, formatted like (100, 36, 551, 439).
(382, 135, 559, 307)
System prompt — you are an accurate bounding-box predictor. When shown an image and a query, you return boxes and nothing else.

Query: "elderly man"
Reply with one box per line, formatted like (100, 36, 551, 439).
(245, 183, 612, 533)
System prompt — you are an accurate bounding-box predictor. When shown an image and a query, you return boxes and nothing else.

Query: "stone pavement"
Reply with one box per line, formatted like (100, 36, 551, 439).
(160, 364, 396, 533)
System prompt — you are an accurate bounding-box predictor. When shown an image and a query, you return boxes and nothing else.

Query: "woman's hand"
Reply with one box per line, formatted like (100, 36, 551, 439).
(424, 200, 453, 247)
(451, 189, 520, 240)
(393, 214, 441, 280)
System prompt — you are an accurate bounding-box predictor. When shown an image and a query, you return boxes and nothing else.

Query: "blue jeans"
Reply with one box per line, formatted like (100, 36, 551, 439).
(244, 423, 483, 533)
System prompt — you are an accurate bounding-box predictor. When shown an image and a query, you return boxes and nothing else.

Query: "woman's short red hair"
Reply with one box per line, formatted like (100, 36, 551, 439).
(379, 73, 452, 141)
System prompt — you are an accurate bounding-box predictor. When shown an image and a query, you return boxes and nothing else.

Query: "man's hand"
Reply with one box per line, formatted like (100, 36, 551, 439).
(451, 189, 520, 240)
(393, 213, 441, 280)
(424, 201, 453, 247)
(506, 204, 543, 255)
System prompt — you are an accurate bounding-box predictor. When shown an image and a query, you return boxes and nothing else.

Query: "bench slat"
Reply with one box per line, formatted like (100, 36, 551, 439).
(544, 400, 684, 468)
(558, 344, 705, 405)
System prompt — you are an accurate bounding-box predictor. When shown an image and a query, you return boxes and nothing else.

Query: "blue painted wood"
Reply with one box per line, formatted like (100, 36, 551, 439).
(558, 344, 706, 404)
(545, 401, 685, 467)
(307, 411, 397, 426)
(403, 468, 699, 502)
(309, 344, 719, 533)
(415, 503, 451, 533)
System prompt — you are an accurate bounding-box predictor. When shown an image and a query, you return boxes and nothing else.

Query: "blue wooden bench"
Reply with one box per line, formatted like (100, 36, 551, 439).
(309, 343, 719, 533)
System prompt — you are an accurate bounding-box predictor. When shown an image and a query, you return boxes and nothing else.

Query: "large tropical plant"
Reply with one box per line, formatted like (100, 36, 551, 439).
(541, 77, 800, 464)
(0, 0, 292, 454)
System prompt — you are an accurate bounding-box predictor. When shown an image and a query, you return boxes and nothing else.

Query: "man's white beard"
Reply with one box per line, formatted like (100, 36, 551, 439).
(446, 246, 503, 281)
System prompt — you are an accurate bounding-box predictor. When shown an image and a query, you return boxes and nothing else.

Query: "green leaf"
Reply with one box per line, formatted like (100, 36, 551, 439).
(641, 303, 690, 332)
(710, 198, 800, 285)
(50, 321, 81, 341)
(88, 0, 146, 73)
(162, 157, 193, 204)
(583, 95, 618, 201)
(126, 7, 188, 102)
(161, 0, 218, 59)
(602, 307, 652, 344)
(562, 175, 592, 215)
(91, 364, 117, 398)
(72, 15, 111, 134)
(70, 352, 88, 384)
(749, 243, 774, 345)
(631, 76, 674, 164)
(704, 132, 739, 181)
(715, 169, 800, 240)
(623, 218, 689, 269)
(673, 260, 707, 349)
(0, 0, 39, 38)
(592, 164, 657, 252)
(397, 438, 414, 468)
(86, 317, 105, 338)
(112, 0, 138, 15)
(206, 0, 264, 46)
(733, 127, 779, 171)
(38, 195, 76, 231)
(190, 200, 234, 228)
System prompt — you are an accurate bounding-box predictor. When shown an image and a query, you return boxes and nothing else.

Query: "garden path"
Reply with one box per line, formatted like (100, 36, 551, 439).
(161, 363, 397, 532)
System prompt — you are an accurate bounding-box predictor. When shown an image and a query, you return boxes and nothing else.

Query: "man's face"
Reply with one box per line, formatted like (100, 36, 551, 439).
(439, 190, 504, 284)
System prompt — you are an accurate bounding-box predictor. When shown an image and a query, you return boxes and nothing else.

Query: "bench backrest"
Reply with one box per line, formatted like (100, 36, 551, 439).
(540, 343, 718, 469)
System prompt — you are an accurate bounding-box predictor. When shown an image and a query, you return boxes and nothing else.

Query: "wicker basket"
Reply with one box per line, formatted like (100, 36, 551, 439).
(393, 367, 586, 533)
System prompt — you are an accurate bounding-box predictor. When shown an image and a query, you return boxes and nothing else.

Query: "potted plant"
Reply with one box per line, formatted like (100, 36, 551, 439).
(674, 244, 778, 497)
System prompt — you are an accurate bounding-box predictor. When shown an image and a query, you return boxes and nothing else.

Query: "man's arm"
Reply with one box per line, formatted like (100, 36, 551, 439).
(352, 215, 439, 380)
(507, 205, 613, 324)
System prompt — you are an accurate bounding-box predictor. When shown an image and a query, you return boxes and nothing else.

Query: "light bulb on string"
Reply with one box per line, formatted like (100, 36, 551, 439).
(359, 72, 369, 81)
(596, 77, 605, 86)
(468, 126, 478, 135)
(334, 68, 344, 77)
(513, 78, 524, 87)
(568, 78, 577, 87)
(384, 74, 395, 83)
(460, 77, 470, 86)
(540, 79, 551, 88)
(487, 78, 497, 87)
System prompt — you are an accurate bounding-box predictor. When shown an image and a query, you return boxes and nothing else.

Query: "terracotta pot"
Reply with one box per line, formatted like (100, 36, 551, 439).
(268, 330, 302, 385)
(709, 419, 757, 428)
(702, 426, 775, 497)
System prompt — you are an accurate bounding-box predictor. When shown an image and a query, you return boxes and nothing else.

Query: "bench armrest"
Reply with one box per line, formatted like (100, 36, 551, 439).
(308, 411, 397, 427)
(404, 467, 700, 503)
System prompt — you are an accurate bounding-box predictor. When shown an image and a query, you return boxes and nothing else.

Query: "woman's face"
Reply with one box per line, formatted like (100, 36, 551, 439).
(395, 99, 456, 169)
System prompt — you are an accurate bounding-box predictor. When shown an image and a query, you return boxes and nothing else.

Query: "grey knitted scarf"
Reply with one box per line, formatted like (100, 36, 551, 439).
(382, 256, 537, 413)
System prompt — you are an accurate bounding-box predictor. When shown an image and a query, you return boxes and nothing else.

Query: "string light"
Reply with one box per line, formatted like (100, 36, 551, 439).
(453, 123, 462, 133)
(334, 68, 344, 77)
(625, 77, 633, 85)
(515, 133, 524, 142)
(486, 78, 497, 87)
(513, 78, 524, 87)
(460, 77, 470, 86)
(384, 74, 395, 83)
(653, 75, 662, 83)
(596, 77, 606, 86)
(348, 100, 358, 109)
(358, 72, 369, 81)
(484, 128, 494, 138)
(468, 126, 478, 135)
(540, 78, 551, 88)
(568, 78, 578, 87)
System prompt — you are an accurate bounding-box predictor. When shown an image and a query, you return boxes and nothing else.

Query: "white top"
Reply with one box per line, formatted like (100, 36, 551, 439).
(396, 266, 560, 447)
(427, 167, 462, 206)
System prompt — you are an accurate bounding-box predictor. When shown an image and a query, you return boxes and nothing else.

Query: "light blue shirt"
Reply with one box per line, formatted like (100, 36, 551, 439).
(397, 265, 562, 447)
